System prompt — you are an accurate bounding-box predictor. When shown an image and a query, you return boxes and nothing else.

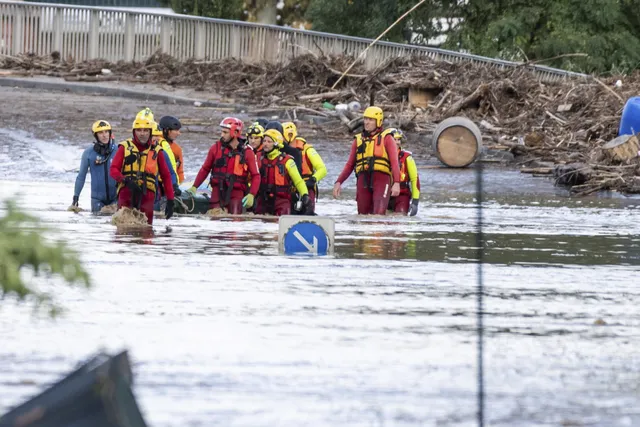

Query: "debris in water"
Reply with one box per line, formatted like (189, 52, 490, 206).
(99, 204, 118, 215)
(111, 207, 150, 228)
(206, 207, 227, 216)
(594, 318, 607, 326)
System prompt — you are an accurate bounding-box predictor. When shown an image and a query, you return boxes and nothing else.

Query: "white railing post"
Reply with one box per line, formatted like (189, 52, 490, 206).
(160, 16, 170, 53)
(364, 50, 376, 70)
(0, 1, 586, 82)
(124, 12, 134, 61)
(52, 7, 62, 53)
(88, 9, 99, 59)
(12, 5, 23, 55)
(230, 25, 240, 59)
(194, 20, 204, 59)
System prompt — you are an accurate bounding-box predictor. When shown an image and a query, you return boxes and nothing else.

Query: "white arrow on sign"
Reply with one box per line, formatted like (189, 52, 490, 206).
(293, 230, 318, 255)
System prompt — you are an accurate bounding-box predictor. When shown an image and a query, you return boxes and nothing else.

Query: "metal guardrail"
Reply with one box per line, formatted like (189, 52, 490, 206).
(0, 0, 588, 82)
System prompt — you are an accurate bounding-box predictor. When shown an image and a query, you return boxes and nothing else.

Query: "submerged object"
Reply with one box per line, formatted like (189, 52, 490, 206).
(173, 191, 211, 215)
(0, 350, 148, 427)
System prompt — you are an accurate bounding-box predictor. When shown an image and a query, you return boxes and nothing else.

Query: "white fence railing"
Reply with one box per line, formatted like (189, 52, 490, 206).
(0, 0, 588, 82)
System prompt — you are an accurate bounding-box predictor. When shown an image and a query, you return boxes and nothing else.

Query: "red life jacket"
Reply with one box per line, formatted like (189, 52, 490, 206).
(210, 140, 250, 190)
(259, 152, 293, 199)
(398, 149, 420, 196)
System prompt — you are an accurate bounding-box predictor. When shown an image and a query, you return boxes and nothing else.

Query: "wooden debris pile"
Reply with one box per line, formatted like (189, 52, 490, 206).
(3, 51, 640, 194)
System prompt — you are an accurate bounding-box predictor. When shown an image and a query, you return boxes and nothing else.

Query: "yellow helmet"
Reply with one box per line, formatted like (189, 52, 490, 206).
(246, 123, 265, 138)
(389, 128, 405, 145)
(132, 117, 154, 130)
(151, 121, 163, 136)
(363, 106, 384, 128)
(92, 120, 111, 134)
(282, 121, 297, 143)
(136, 107, 154, 122)
(263, 129, 284, 148)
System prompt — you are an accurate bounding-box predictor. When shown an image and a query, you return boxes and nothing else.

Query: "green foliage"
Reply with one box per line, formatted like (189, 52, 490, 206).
(305, 0, 456, 44)
(0, 199, 91, 317)
(279, 0, 312, 27)
(159, 0, 640, 74)
(306, 0, 405, 41)
(445, 0, 640, 74)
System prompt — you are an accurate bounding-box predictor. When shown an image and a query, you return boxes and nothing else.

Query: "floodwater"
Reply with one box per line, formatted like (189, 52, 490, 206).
(1, 102, 640, 427)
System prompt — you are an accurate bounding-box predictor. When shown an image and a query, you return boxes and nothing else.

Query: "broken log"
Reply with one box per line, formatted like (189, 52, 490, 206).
(601, 134, 640, 162)
(297, 91, 347, 101)
(520, 167, 553, 174)
(442, 84, 489, 119)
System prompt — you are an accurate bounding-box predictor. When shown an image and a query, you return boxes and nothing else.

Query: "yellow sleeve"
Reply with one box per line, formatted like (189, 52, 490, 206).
(286, 158, 309, 196)
(161, 140, 177, 173)
(305, 147, 327, 182)
(406, 156, 420, 199)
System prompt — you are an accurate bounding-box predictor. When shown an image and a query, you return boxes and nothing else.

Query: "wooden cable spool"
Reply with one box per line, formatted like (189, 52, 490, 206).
(431, 117, 483, 168)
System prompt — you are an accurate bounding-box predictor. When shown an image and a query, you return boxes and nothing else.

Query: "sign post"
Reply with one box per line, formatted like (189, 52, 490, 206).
(278, 216, 335, 256)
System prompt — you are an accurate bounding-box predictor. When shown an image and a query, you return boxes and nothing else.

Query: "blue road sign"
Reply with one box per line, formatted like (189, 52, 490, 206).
(283, 221, 329, 255)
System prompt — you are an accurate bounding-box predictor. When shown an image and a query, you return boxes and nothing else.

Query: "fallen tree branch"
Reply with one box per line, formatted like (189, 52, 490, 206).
(442, 84, 489, 118)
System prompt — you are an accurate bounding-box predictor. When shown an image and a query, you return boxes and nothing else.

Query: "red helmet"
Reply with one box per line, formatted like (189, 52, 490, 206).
(220, 117, 243, 138)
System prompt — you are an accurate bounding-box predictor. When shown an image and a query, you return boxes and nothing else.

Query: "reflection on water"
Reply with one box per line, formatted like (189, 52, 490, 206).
(338, 231, 640, 265)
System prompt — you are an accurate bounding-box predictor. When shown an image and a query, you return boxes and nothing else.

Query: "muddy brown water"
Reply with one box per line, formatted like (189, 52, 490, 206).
(0, 87, 639, 427)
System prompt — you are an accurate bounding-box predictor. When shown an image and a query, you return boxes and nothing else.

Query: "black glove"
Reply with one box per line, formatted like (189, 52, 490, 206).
(72, 195, 79, 207)
(165, 200, 174, 219)
(305, 176, 316, 189)
(300, 194, 311, 214)
(123, 176, 142, 195)
(408, 198, 419, 217)
(174, 186, 182, 197)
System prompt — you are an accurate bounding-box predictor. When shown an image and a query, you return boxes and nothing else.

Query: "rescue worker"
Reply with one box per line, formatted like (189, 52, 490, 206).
(387, 128, 420, 216)
(282, 121, 327, 215)
(255, 129, 310, 216)
(136, 107, 154, 122)
(71, 120, 118, 213)
(333, 106, 401, 215)
(158, 115, 184, 184)
(151, 122, 180, 210)
(264, 121, 302, 174)
(246, 122, 265, 154)
(109, 116, 175, 224)
(187, 117, 260, 214)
